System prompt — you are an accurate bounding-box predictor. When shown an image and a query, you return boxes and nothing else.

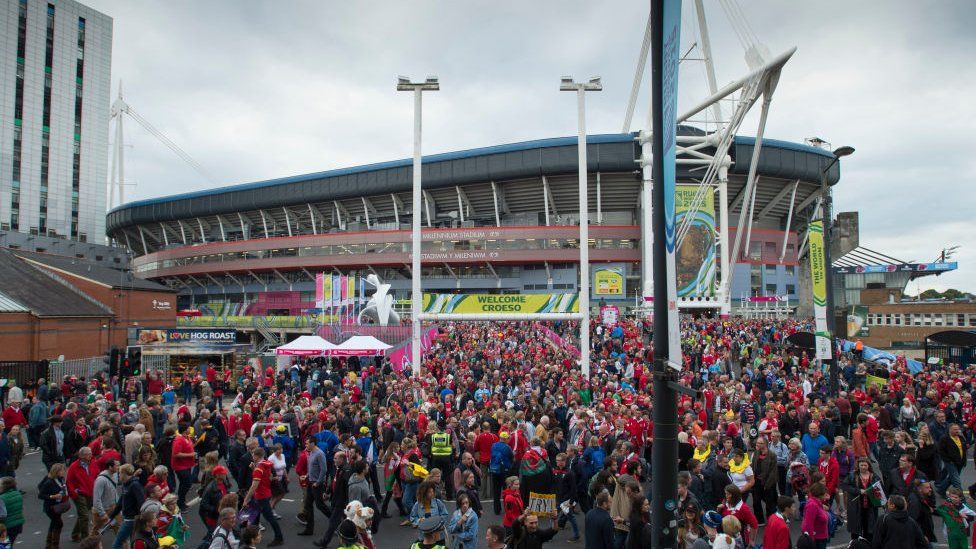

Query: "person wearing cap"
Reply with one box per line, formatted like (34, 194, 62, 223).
(697, 510, 724, 549)
(490, 431, 514, 515)
(39, 415, 65, 470)
(411, 514, 446, 549)
(199, 464, 231, 532)
(355, 425, 381, 501)
(335, 518, 363, 549)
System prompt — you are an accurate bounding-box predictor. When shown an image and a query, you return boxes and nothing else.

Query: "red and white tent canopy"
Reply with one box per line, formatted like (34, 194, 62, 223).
(274, 335, 337, 356)
(331, 335, 391, 357)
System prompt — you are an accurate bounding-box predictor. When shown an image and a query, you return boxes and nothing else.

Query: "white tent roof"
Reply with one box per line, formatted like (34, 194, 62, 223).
(274, 335, 337, 356)
(332, 335, 392, 357)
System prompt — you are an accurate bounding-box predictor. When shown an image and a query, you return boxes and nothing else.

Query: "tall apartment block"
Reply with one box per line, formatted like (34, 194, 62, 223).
(0, 0, 111, 243)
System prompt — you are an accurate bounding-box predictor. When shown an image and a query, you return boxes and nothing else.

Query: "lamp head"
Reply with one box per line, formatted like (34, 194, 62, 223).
(832, 146, 855, 158)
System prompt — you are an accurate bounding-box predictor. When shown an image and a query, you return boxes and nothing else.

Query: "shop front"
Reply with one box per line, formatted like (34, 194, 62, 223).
(135, 328, 248, 386)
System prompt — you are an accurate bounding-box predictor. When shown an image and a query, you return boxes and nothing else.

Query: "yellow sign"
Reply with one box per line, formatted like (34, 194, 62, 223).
(866, 374, 888, 390)
(593, 267, 624, 296)
(422, 293, 578, 314)
(526, 492, 557, 518)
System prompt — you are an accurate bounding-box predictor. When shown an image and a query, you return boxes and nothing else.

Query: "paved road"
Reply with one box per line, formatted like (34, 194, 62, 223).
(10, 449, 974, 549)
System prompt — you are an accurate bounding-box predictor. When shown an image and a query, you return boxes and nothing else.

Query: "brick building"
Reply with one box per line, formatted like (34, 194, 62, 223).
(0, 248, 176, 360)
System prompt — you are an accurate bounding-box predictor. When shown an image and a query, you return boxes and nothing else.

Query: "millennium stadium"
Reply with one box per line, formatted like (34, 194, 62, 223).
(106, 129, 840, 328)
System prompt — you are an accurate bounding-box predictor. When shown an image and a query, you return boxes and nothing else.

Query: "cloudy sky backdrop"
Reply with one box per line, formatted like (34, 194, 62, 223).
(84, 0, 975, 292)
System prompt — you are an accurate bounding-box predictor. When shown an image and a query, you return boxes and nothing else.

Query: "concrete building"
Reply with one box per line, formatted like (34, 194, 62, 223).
(0, 0, 112, 242)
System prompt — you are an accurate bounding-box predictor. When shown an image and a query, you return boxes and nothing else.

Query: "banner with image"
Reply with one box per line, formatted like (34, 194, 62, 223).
(675, 184, 716, 297)
(848, 305, 870, 337)
(592, 265, 625, 297)
(808, 220, 832, 360)
(422, 293, 579, 315)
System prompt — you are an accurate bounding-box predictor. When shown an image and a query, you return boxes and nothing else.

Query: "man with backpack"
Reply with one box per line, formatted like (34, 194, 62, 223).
(491, 432, 515, 515)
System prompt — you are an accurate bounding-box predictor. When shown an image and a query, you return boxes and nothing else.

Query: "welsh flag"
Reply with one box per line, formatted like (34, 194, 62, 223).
(867, 480, 887, 507)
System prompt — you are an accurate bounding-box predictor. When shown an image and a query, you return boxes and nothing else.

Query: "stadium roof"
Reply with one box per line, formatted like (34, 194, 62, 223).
(0, 249, 113, 317)
(106, 132, 841, 233)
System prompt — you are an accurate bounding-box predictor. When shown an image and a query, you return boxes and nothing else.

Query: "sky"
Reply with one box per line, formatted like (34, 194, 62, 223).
(83, 0, 975, 293)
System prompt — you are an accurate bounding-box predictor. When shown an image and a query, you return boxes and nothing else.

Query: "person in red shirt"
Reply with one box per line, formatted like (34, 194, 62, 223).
(762, 496, 795, 549)
(66, 447, 97, 541)
(817, 445, 840, 498)
(170, 426, 196, 510)
(241, 447, 283, 546)
(473, 422, 499, 500)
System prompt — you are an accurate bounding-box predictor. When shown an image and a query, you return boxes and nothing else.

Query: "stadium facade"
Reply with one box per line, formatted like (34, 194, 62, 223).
(106, 130, 841, 317)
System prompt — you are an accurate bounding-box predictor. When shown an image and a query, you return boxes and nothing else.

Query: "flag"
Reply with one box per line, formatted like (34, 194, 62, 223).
(347, 276, 356, 322)
(519, 448, 556, 518)
(866, 480, 886, 507)
(331, 274, 340, 325)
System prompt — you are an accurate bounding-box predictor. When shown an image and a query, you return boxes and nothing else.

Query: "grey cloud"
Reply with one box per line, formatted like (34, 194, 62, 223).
(84, 0, 975, 290)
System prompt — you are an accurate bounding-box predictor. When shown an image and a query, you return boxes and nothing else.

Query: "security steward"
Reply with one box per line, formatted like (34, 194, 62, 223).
(411, 515, 446, 549)
(427, 421, 456, 499)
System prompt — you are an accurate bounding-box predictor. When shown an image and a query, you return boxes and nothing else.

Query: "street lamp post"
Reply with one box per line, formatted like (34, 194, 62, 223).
(821, 145, 854, 396)
(560, 76, 602, 379)
(397, 76, 439, 376)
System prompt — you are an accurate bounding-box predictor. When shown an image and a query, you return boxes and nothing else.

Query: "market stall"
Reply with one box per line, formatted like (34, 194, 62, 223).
(331, 335, 391, 357)
(274, 335, 337, 370)
(134, 328, 246, 386)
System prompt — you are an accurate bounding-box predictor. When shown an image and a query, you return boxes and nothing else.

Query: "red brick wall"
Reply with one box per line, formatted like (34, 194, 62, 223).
(0, 313, 113, 361)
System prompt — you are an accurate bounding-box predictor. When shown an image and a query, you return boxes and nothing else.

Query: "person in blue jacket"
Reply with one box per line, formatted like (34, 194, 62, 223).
(355, 426, 382, 499)
(314, 426, 340, 473)
(490, 432, 514, 515)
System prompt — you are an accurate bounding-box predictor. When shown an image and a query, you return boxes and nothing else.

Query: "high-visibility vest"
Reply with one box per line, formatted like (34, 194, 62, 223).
(431, 432, 452, 457)
(411, 543, 444, 549)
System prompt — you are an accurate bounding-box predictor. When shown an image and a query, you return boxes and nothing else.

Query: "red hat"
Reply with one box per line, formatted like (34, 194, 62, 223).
(212, 465, 229, 476)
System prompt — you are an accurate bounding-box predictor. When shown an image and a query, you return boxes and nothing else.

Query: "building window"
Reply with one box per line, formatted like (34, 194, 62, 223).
(765, 283, 777, 295)
(764, 264, 777, 276)
(784, 265, 796, 277)
(39, 3, 56, 235)
(893, 314, 901, 326)
(749, 241, 762, 261)
(750, 265, 762, 295)
(785, 284, 796, 296)
(69, 16, 86, 239)
(884, 314, 892, 325)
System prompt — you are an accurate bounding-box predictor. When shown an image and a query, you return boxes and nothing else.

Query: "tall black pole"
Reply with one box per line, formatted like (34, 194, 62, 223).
(650, 0, 679, 547)
(821, 161, 838, 396)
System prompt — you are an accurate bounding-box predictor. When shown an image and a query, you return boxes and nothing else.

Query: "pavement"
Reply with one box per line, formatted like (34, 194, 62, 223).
(9, 448, 974, 549)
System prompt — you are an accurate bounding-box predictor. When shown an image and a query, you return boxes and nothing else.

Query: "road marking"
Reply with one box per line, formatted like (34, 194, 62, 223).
(282, 498, 295, 502)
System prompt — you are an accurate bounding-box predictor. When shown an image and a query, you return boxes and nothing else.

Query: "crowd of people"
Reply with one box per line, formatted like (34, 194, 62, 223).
(3, 315, 976, 549)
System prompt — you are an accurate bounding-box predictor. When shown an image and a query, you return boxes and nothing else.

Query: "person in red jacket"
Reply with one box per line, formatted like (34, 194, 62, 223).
(1, 401, 25, 432)
(818, 445, 840, 498)
(718, 484, 759, 546)
(501, 476, 524, 538)
(66, 447, 97, 541)
(762, 496, 795, 549)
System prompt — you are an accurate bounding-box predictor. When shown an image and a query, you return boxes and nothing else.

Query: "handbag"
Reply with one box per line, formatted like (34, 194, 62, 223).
(237, 501, 260, 524)
(52, 498, 71, 514)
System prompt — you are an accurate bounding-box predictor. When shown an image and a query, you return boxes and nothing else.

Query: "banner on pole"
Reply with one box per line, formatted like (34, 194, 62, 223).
(661, 0, 683, 367)
(809, 220, 832, 359)
(675, 184, 716, 297)
(422, 293, 579, 315)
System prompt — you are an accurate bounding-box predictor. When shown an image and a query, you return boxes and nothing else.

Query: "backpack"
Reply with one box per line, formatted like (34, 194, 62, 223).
(584, 447, 605, 478)
(789, 461, 811, 493)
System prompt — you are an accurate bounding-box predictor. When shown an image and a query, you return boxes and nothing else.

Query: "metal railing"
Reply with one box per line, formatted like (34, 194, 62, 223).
(48, 357, 104, 382)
